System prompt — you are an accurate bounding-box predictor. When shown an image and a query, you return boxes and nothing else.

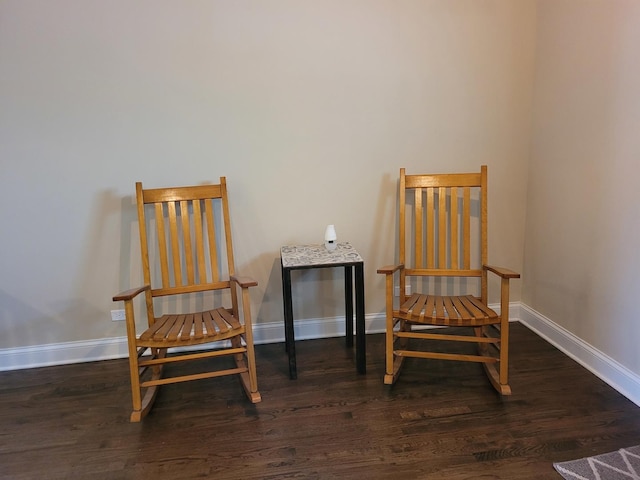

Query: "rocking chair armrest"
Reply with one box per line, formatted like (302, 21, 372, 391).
(113, 285, 151, 302)
(377, 263, 404, 275)
(483, 264, 520, 279)
(231, 275, 258, 288)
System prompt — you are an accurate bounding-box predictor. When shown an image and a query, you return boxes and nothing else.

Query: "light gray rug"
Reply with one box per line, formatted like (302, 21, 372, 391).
(554, 446, 640, 480)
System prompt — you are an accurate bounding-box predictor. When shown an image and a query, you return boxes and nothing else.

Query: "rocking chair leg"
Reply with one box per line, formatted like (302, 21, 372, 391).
(385, 317, 397, 384)
(385, 319, 408, 385)
(477, 330, 511, 396)
(235, 353, 261, 404)
(131, 380, 161, 422)
(232, 335, 261, 404)
(385, 354, 405, 385)
(238, 370, 262, 403)
(130, 347, 166, 423)
(482, 362, 512, 396)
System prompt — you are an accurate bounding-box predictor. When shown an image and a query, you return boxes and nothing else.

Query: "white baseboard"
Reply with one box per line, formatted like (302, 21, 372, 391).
(0, 302, 529, 371)
(0, 313, 387, 372)
(0, 336, 131, 371)
(518, 303, 640, 407)
(0, 302, 519, 371)
(3, 301, 639, 410)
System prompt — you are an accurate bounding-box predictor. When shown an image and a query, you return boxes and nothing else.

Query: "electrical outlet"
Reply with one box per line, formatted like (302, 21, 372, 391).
(110, 309, 126, 321)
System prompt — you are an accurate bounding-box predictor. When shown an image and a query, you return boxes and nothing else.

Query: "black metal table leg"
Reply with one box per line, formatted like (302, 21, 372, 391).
(281, 263, 297, 379)
(355, 262, 366, 374)
(344, 265, 353, 348)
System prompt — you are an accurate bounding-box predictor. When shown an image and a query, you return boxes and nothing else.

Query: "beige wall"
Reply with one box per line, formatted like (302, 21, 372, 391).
(2, 2, 532, 350)
(524, 0, 640, 373)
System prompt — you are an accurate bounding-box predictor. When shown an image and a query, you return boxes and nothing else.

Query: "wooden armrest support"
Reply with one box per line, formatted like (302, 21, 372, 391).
(377, 264, 404, 275)
(483, 264, 520, 279)
(231, 275, 258, 288)
(113, 285, 150, 302)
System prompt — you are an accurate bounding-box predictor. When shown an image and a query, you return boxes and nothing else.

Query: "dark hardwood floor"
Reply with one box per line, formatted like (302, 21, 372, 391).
(1, 322, 639, 479)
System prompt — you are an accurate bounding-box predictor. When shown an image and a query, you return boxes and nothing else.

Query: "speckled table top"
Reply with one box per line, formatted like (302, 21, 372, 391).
(280, 243, 363, 268)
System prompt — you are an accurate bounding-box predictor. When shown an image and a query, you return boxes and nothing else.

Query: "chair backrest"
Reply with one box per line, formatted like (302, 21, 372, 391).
(135, 178, 238, 321)
(399, 165, 488, 300)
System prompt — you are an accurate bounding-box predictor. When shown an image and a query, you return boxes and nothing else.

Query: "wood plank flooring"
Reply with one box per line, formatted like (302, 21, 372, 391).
(1, 322, 639, 479)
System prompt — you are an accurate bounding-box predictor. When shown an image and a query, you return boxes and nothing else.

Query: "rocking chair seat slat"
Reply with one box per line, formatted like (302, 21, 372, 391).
(193, 312, 204, 340)
(210, 308, 230, 334)
(180, 314, 195, 342)
(219, 307, 242, 330)
(450, 295, 474, 322)
(202, 310, 218, 336)
(167, 314, 186, 341)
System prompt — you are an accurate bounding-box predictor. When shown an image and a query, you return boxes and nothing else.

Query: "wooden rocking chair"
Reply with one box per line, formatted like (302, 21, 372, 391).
(113, 178, 261, 421)
(378, 166, 520, 394)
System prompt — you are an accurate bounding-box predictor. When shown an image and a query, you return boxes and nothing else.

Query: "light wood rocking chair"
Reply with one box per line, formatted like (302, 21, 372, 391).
(113, 178, 261, 422)
(377, 166, 520, 394)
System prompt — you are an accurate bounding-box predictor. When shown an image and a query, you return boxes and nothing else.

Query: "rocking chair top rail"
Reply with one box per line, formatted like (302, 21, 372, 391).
(140, 184, 224, 203)
(403, 171, 484, 189)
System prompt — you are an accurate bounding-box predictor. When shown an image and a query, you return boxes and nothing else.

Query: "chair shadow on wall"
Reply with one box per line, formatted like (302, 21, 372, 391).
(0, 291, 56, 369)
(2, 190, 128, 370)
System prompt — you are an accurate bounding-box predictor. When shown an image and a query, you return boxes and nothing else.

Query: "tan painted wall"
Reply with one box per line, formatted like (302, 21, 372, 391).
(524, 0, 640, 373)
(0, 1, 533, 349)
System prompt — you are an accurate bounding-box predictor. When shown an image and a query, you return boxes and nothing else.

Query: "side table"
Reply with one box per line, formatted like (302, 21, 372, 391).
(280, 243, 365, 379)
